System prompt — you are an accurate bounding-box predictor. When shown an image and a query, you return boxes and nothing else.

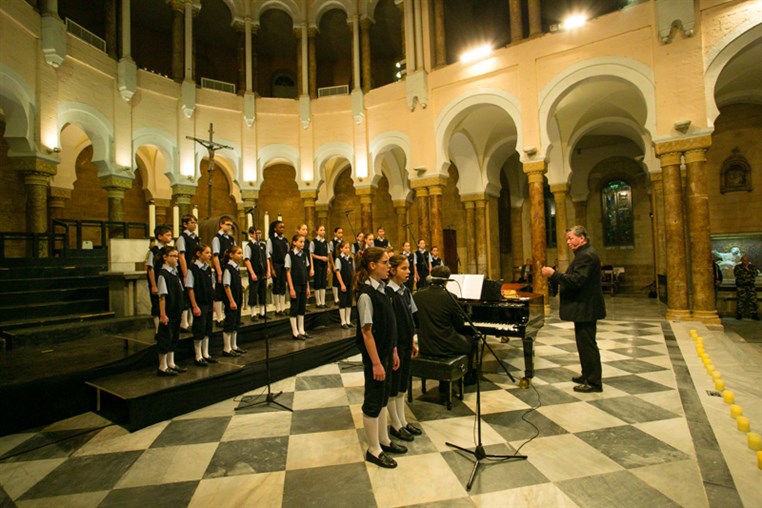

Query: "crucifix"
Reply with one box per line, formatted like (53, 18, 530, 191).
(187, 123, 233, 218)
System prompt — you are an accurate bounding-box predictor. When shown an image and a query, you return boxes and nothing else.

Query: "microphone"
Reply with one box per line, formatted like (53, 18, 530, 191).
(343, 209, 354, 214)
(426, 275, 453, 284)
(403, 223, 413, 227)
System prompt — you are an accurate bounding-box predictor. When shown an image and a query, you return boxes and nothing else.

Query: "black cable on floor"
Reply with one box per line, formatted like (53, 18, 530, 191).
(0, 422, 117, 462)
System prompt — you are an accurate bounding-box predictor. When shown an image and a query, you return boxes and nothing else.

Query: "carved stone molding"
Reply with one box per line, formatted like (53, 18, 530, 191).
(720, 148, 752, 194)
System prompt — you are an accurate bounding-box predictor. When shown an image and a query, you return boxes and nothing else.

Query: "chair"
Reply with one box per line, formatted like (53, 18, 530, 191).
(408, 354, 468, 410)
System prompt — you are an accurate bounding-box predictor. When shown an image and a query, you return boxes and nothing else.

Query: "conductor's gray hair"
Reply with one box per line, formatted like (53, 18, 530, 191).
(566, 225, 589, 241)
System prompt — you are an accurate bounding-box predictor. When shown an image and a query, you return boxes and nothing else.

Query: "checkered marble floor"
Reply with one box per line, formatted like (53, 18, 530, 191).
(0, 317, 734, 507)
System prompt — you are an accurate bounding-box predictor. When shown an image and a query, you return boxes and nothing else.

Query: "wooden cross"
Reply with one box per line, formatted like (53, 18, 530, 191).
(187, 123, 233, 218)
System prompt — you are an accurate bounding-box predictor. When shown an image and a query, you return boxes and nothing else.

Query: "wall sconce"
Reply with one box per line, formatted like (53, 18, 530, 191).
(523, 146, 537, 156)
(45, 146, 61, 154)
(674, 120, 691, 133)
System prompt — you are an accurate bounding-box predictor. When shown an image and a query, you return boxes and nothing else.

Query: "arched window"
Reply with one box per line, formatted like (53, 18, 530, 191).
(601, 179, 633, 247)
(544, 186, 556, 248)
(272, 73, 297, 99)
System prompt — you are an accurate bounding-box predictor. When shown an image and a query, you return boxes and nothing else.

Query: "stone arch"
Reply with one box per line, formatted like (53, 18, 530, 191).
(58, 102, 115, 176)
(311, 0, 354, 27)
(370, 131, 411, 202)
(254, 0, 300, 25)
(434, 88, 522, 180)
(704, 20, 762, 128)
(133, 127, 178, 186)
(538, 57, 657, 158)
(314, 141, 354, 192)
(0, 64, 36, 154)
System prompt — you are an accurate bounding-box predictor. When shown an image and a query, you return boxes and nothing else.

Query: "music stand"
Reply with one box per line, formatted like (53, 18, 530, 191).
(440, 281, 526, 490)
(236, 242, 291, 413)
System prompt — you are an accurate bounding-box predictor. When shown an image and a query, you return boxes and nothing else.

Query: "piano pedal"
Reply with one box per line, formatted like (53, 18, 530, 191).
(519, 377, 531, 389)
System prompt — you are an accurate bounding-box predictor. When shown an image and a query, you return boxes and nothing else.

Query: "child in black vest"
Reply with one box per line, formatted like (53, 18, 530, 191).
(186, 244, 217, 366)
(268, 220, 289, 315)
(401, 241, 415, 292)
(386, 254, 423, 441)
(431, 246, 442, 268)
(415, 239, 432, 290)
(212, 216, 236, 325)
(286, 234, 311, 340)
(222, 245, 246, 356)
(176, 214, 199, 331)
(147, 225, 173, 336)
(245, 227, 269, 321)
(156, 246, 185, 376)
(355, 247, 405, 469)
(330, 227, 344, 305)
(334, 241, 355, 329)
(310, 225, 330, 308)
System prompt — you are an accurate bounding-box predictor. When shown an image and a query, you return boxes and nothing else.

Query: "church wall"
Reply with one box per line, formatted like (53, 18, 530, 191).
(441, 166, 465, 272)
(258, 164, 304, 235)
(0, 123, 27, 236)
(313, 96, 354, 149)
(195, 160, 238, 222)
(0, 3, 38, 90)
(328, 169, 361, 237)
(64, 146, 109, 247)
(707, 103, 762, 235)
(123, 170, 149, 230)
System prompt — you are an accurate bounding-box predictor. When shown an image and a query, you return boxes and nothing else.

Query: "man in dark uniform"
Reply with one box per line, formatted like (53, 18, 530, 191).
(542, 225, 606, 393)
(734, 255, 760, 320)
(413, 265, 477, 385)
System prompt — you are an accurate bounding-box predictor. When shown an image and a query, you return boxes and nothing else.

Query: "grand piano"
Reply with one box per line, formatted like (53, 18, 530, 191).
(456, 280, 544, 386)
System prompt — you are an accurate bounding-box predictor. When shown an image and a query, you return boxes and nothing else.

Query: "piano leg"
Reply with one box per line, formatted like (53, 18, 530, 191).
(520, 335, 535, 388)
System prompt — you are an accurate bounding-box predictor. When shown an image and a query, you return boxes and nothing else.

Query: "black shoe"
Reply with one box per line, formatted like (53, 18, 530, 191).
(365, 451, 397, 469)
(736, 314, 743, 320)
(341, 324, 349, 329)
(204, 356, 218, 364)
(573, 383, 603, 393)
(380, 441, 407, 454)
(215, 320, 224, 328)
(405, 423, 422, 436)
(180, 327, 191, 334)
(157, 368, 178, 377)
(293, 335, 305, 341)
(233, 347, 247, 354)
(222, 350, 240, 357)
(752, 314, 761, 321)
(250, 315, 259, 322)
(389, 426, 414, 442)
(572, 375, 586, 384)
(169, 365, 187, 373)
(194, 358, 208, 367)
(299, 333, 311, 339)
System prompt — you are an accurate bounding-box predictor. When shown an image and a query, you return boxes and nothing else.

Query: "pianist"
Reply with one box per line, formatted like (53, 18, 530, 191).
(413, 266, 478, 387)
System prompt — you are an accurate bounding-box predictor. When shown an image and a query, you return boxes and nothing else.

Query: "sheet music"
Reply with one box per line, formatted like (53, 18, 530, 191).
(446, 274, 484, 299)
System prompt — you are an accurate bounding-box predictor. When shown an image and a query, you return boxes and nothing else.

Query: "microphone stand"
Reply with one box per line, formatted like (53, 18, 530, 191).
(440, 281, 526, 490)
(338, 210, 362, 371)
(236, 230, 291, 413)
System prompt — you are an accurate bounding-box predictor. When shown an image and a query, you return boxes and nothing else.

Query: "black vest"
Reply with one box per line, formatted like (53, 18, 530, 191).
(180, 232, 199, 266)
(215, 232, 235, 258)
(374, 237, 389, 248)
(146, 244, 166, 284)
(223, 263, 243, 304)
(288, 250, 309, 285)
(356, 283, 397, 358)
(312, 238, 328, 267)
(388, 285, 415, 348)
(158, 267, 184, 317)
(189, 263, 213, 305)
(271, 235, 289, 264)
(416, 250, 430, 277)
(431, 256, 442, 268)
(339, 254, 354, 287)
(248, 241, 267, 276)
(332, 237, 343, 260)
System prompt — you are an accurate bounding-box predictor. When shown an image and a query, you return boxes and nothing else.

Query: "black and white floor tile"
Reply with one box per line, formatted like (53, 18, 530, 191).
(1, 306, 758, 507)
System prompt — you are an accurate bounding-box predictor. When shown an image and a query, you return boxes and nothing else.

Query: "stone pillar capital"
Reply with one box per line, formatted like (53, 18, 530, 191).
(549, 183, 568, 194)
(355, 186, 375, 197)
(392, 199, 409, 209)
(171, 183, 197, 197)
(14, 156, 58, 179)
(99, 175, 133, 191)
(169, 0, 185, 13)
(648, 171, 663, 183)
(308, 26, 318, 37)
(293, 27, 302, 39)
(654, 135, 712, 156)
(241, 189, 259, 201)
(463, 200, 475, 210)
(49, 186, 72, 200)
(360, 17, 372, 30)
(300, 190, 318, 201)
(522, 160, 547, 182)
(684, 148, 708, 165)
(359, 195, 373, 205)
(315, 203, 330, 214)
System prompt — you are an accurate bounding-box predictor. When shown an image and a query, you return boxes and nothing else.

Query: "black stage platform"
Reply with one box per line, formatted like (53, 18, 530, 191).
(0, 308, 357, 435)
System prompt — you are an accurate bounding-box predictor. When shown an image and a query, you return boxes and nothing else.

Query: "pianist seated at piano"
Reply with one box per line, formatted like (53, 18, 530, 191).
(413, 266, 478, 389)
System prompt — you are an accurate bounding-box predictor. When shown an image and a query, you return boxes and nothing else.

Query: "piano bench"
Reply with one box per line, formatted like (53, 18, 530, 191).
(408, 354, 468, 410)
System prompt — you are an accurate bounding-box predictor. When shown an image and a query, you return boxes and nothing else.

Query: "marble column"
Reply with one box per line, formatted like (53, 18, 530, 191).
(16, 157, 57, 256)
(475, 199, 488, 274)
(415, 186, 430, 245)
(101, 176, 133, 237)
(302, 191, 317, 235)
(171, 1, 184, 82)
(528, 0, 542, 37)
(236, 28, 246, 93)
(523, 161, 548, 312)
(550, 183, 570, 272)
(397, 0, 406, 64)
(428, 184, 444, 253)
(393, 200, 408, 248)
(251, 26, 258, 94)
(316, 204, 329, 232)
(510, 205, 524, 275)
(48, 188, 70, 223)
(154, 199, 170, 228)
(657, 149, 690, 320)
(105, 0, 117, 59)
(359, 196, 373, 234)
(685, 144, 721, 324)
(434, 0, 446, 67)
(294, 28, 302, 96)
(573, 199, 587, 229)
(464, 201, 477, 273)
(509, 0, 523, 43)
(361, 18, 372, 93)
(171, 184, 196, 217)
(650, 172, 667, 281)
(308, 27, 317, 99)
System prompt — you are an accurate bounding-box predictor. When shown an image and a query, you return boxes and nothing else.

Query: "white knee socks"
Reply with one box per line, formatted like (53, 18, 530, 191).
(378, 408, 391, 447)
(387, 396, 403, 430)
(363, 414, 382, 457)
(396, 395, 409, 428)
(297, 315, 306, 335)
(193, 339, 202, 361)
(223, 332, 232, 352)
(289, 317, 299, 337)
